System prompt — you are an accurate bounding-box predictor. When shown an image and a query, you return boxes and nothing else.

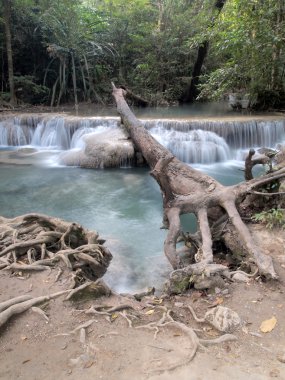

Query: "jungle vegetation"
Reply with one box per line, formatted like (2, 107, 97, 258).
(1, 0, 285, 109)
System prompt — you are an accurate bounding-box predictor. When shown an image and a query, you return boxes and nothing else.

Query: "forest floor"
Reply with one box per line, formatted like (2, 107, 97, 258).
(0, 225, 285, 380)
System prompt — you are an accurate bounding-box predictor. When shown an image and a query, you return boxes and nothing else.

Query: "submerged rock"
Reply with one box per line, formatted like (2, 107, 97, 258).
(59, 127, 135, 168)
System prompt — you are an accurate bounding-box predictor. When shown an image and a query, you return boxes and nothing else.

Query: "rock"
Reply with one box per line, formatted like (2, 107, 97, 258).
(68, 280, 112, 301)
(215, 287, 221, 294)
(165, 272, 190, 294)
(60, 127, 135, 168)
(277, 351, 285, 363)
(204, 306, 241, 333)
(232, 272, 249, 283)
(269, 369, 280, 377)
(194, 275, 225, 290)
(174, 302, 184, 308)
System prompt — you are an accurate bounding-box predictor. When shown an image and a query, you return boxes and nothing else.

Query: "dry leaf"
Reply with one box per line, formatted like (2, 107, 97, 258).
(111, 313, 118, 320)
(152, 298, 163, 305)
(209, 297, 224, 308)
(260, 316, 277, 333)
(206, 329, 220, 337)
(145, 309, 155, 315)
(83, 360, 94, 368)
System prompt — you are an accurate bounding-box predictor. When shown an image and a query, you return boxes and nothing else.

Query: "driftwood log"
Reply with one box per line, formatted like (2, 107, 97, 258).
(112, 84, 285, 284)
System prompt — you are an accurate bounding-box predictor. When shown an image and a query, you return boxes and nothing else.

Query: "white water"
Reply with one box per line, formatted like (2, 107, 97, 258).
(1, 114, 284, 164)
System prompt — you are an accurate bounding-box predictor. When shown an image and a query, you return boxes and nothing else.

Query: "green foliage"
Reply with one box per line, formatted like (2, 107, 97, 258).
(1, 0, 285, 106)
(252, 208, 285, 230)
(199, 0, 285, 106)
(14, 76, 49, 104)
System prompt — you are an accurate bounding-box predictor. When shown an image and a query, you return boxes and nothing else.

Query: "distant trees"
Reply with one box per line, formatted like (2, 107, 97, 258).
(0, 0, 284, 108)
(198, 0, 285, 109)
(2, 0, 16, 105)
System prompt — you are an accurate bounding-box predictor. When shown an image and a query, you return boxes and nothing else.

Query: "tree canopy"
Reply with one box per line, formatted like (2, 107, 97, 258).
(0, 0, 284, 108)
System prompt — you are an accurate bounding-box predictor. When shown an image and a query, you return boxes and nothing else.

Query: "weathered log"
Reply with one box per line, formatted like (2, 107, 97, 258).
(112, 83, 285, 281)
(120, 85, 149, 107)
(244, 148, 269, 181)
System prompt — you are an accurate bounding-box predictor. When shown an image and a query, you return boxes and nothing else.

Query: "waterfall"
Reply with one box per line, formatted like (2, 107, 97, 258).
(0, 115, 120, 149)
(0, 120, 33, 146)
(151, 129, 231, 164)
(0, 113, 284, 165)
(144, 118, 285, 149)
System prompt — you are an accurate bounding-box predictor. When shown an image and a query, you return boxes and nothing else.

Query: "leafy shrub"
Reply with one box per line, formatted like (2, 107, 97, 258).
(252, 208, 285, 229)
(14, 76, 49, 104)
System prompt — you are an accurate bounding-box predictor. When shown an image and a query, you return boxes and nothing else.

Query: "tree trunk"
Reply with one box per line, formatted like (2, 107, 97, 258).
(112, 84, 285, 281)
(180, 41, 208, 103)
(180, 0, 226, 104)
(3, 0, 16, 106)
(71, 51, 78, 112)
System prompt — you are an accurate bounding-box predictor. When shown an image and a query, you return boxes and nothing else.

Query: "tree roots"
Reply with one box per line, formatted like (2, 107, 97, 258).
(112, 84, 285, 287)
(80, 298, 238, 374)
(0, 290, 71, 329)
(0, 213, 112, 282)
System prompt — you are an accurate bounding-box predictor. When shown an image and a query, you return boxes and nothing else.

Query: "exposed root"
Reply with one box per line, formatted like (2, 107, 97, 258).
(65, 281, 93, 300)
(4, 263, 51, 271)
(0, 295, 33, 313)
(85, 303, 134, 316)
(31, 306, 49, 322)
(135, 305, 237, 374)
(0, 290, 71, 330)
(0, 214, 112, 282)
(119, 310, 133, 328)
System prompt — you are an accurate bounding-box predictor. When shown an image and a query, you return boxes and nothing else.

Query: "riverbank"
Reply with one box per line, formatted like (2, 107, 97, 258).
(0, 225, 285, 380)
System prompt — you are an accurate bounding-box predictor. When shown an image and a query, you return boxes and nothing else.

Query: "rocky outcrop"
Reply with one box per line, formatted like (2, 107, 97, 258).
(59, 127, 135, 168)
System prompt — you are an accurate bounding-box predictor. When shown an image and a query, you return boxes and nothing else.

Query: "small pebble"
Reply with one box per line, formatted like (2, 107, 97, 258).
(277, 351, 285, 363)
(269, 368, 280, 377)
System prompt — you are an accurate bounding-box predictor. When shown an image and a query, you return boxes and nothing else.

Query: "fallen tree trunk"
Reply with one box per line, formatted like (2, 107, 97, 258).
(112, 84, 285, 282)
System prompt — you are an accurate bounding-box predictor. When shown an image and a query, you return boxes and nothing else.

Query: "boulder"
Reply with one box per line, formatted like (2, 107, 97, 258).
(60, 127, 135, 168)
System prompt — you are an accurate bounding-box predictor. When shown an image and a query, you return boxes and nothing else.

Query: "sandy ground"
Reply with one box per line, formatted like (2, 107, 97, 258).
(0, 227, 285, 380)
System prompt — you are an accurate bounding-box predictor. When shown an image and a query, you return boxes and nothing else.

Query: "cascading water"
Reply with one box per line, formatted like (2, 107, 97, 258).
(151, 128, 231, 164)
(143, 118, 285, 149)
(0, 114, 284, 165)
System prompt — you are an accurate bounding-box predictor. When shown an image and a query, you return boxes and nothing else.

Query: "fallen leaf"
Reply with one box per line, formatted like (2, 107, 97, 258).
(111, 313, 118, 320)
(145, 309, 155, 315)
(152, 298, 163, 305)
(206, 329, 220, 337)
(260, 316, 277, 333)
(209, 297, 224, 308)
(83, 360, 94, 368)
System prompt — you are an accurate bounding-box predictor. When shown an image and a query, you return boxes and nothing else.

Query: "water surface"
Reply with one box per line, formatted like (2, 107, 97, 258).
(0, 161, 246, 292)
